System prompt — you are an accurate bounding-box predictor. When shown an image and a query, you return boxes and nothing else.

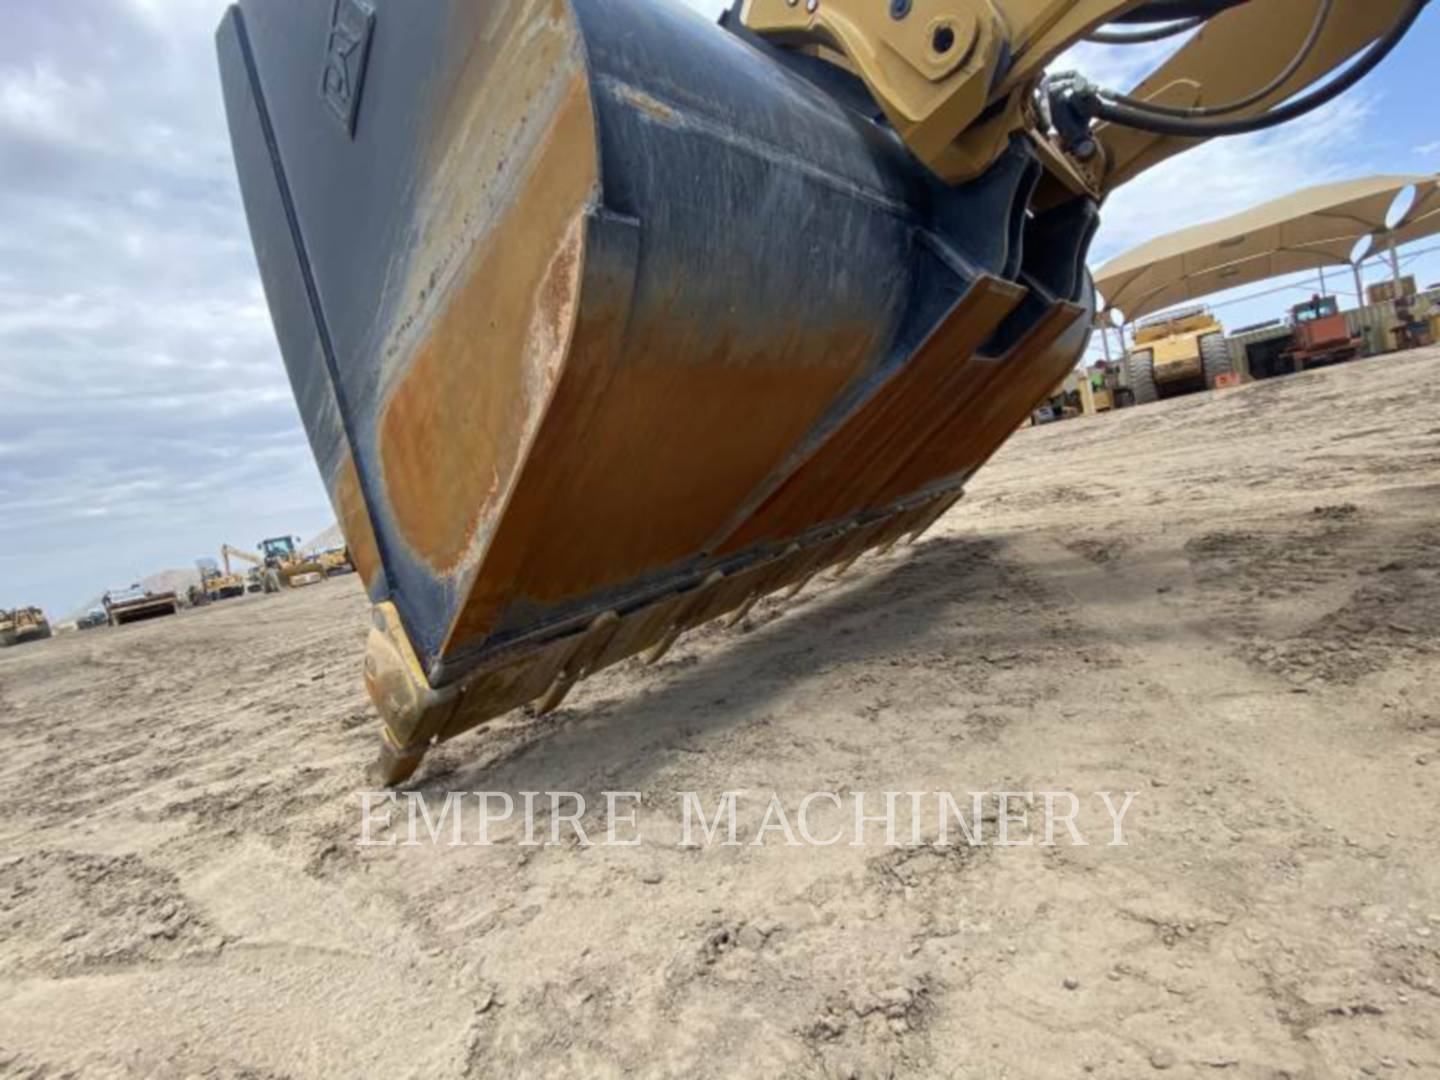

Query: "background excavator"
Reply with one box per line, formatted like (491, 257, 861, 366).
(192, 557, 248, 605)
(217, 0, 1429, 782)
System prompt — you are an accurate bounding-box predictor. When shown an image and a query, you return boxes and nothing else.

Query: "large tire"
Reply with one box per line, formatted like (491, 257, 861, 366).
(1124, 348, 1159, 405)
(1201, 332, 1233, 387)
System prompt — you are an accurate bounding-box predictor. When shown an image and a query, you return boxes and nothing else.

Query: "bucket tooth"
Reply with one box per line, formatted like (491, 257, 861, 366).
(784, 572, 817, 600)
(827, 519, 890, 578)
(587, 593, 691, 674)
(535, 611, 622, 715)
(718, 541, 800, 627)
(644, 572, 724, 665)
(642, 625, 684, 667)
(371, 729, 429, 788)
(907, 493, 964, 544)
(724, 592, 760, 628)
(875, 532, 904, 557)
(363, 602, 460, 786)
(534, 674, 573, 716)
(778, 536, 846, 600)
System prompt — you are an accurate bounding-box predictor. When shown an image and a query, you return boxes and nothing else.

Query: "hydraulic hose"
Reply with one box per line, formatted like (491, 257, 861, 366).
(1078, 0, 1428, 139)
(1101, 0, 1332, 118)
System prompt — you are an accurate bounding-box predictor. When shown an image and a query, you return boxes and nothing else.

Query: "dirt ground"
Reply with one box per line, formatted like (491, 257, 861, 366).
(3, 348, 1439, 1079)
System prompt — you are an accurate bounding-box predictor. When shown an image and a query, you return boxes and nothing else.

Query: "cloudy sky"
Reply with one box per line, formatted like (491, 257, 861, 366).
(1, 1, 1436, 619)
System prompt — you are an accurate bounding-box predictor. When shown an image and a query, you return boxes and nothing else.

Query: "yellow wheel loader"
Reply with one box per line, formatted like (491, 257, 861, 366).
(258, 536, 326, 588)
(223, 538, 326, 590)
(0, 607, 52, 648)
(216, 0, 1429, 782)
(1123, 307, 1233, 403)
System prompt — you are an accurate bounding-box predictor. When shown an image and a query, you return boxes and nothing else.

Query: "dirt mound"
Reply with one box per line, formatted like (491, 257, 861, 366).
(302, 522, 345, 553)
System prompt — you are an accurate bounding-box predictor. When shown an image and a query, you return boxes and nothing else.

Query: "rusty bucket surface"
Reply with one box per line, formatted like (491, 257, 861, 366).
(217, 0, 1095, 780)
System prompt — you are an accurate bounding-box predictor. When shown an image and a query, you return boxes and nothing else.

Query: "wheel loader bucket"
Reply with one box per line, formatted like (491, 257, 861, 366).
(217, 0, 1096, 781)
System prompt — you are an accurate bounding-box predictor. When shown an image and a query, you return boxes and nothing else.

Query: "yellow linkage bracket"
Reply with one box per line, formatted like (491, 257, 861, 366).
(742, 0, 1006, 178)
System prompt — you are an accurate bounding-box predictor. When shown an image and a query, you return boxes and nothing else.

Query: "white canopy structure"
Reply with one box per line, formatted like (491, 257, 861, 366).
(1094, 174, 1440, 323)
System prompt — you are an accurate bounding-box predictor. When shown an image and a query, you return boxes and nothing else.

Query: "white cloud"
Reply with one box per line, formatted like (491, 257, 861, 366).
(0, 0, 331, 618)
(1092, 93, 1378, 265)
(1056, 35, 1196, 94)
(1, 0, 1424, 615)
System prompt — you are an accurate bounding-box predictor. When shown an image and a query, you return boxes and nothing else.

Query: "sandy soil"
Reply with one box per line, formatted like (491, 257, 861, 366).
(3, 348, 1439, 1079)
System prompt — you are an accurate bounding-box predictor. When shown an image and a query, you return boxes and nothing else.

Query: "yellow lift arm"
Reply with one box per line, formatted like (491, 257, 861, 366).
(740, 0, 1421, 196)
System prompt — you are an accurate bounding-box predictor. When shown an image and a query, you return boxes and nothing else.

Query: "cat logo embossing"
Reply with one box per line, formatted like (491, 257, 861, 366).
(320, 0, 375, 138)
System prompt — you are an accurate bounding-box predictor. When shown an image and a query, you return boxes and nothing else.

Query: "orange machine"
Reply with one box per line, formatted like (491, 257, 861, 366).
(1287, 297, 1362, 370)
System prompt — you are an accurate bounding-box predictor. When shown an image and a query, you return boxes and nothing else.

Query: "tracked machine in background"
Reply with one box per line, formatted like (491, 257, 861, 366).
(0, 607, 52, 648)
(218, 0, 1429, 781)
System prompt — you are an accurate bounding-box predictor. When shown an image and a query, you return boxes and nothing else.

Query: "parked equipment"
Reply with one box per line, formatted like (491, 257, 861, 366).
(102, 587, 180, 627)
(1391, 291, 1434, 351)
(1285, 295, 1364, 370)
(0, 607, 52, 647)
(315, 546, 356, 577)
(218, 0, 1426, 782)
(259, 536, 325, 587)
(195, 557, 248, 604)
(223, 538, 325, 590)
(1367, 276, 1417, 305)
(1122, 308, 1232, 404)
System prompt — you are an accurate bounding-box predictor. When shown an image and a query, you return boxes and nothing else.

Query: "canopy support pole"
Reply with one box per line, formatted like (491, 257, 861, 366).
(1352, 259, 1370, 356)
